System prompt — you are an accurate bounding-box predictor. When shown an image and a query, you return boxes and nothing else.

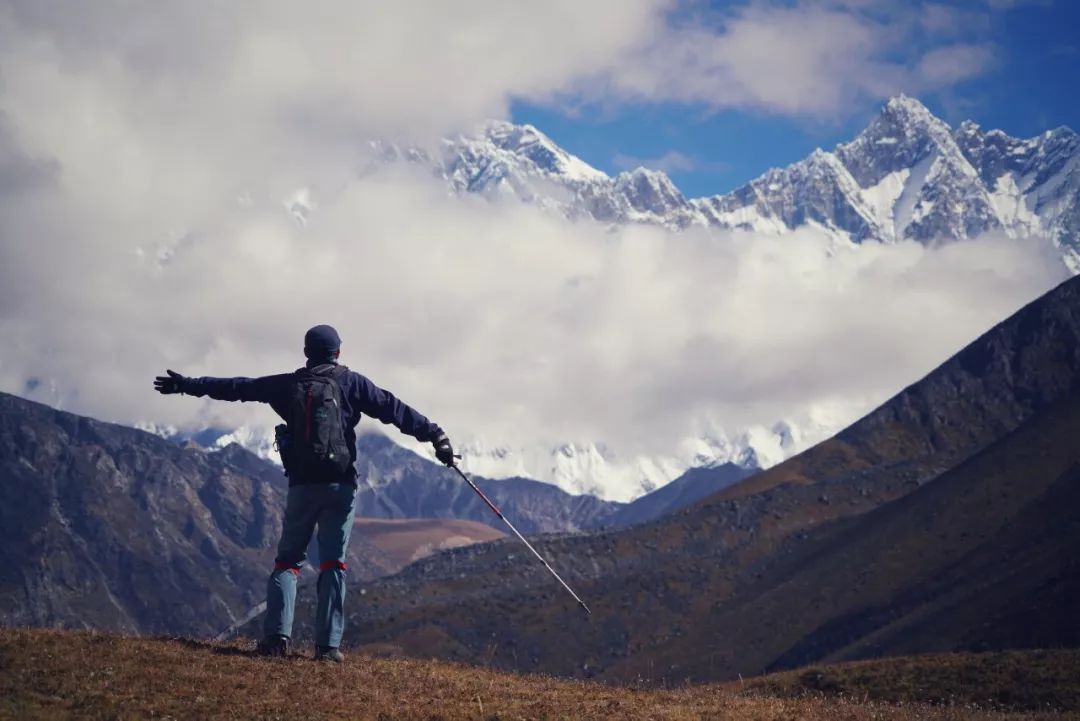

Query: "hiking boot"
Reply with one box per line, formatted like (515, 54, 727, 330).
(315, 646, 345, 663)
(256, 635, 290, 657)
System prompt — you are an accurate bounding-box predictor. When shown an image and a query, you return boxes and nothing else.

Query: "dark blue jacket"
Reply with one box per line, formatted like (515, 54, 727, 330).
(184, 360, 442, 483)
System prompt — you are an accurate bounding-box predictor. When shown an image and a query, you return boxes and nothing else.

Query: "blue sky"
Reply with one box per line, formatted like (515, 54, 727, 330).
(512, 0, 1080, 198)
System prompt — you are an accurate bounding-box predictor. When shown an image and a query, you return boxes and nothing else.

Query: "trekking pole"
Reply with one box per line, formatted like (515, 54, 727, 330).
(450, 461, 591, 615)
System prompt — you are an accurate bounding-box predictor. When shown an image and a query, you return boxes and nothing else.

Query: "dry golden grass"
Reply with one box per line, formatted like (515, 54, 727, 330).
(0, 629, 1072, 721)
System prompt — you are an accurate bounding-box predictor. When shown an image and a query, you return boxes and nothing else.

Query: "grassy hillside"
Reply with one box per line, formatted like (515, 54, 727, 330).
(1, 630, 1075, 721)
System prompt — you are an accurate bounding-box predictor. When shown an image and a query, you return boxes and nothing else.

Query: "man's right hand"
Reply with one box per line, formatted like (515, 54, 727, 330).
(154, 369, 189, 395)
(433, 433, 456, 467)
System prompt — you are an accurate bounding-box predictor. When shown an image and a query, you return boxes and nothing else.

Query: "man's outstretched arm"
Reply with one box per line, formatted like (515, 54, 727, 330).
(154, 369, 286, 404)
(351, 372, 456, 465)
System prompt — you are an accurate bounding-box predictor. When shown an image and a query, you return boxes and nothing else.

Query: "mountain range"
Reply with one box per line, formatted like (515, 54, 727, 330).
(326, 273, 1080, 684)
(358, 94, 1080, 500)
(397, 95, 1079, 269)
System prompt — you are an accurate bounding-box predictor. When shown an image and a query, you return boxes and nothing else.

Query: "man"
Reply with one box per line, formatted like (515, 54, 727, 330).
(154, 324, 454, 662)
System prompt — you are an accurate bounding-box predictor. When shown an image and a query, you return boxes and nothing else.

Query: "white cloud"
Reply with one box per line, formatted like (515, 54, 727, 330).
(985, 0, 1052, 9)
(917, 44, 995, 85)
(0, 1, 1067, 474)
(573, 1, 997, 116)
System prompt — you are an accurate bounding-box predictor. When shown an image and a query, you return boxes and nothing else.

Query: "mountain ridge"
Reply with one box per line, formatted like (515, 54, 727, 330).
(390, 95, 1078, 271)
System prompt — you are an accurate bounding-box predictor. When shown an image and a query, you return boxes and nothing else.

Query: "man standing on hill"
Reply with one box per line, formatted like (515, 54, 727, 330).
(153, 325, 455, 662)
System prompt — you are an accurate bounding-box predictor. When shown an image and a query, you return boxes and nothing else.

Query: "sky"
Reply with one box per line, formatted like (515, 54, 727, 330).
(0, 0, 1073, 498)
(512, 0, 1080, 197)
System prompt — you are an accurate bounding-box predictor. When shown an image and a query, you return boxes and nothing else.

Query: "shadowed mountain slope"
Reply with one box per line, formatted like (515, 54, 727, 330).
(608, 462, 754, 528)
(0, 393, 290, 636)
(337, 275, 1080, 683)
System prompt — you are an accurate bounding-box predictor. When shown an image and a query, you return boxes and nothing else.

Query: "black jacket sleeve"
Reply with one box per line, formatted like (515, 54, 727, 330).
(183, 374, 290, 405)
(350, 371, 442, 442)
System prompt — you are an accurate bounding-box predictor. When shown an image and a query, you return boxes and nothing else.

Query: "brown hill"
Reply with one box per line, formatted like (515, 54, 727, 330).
(356, 517, 505, 571)
(336, 275, 1080, 683)
(1, 629, 1076, 720)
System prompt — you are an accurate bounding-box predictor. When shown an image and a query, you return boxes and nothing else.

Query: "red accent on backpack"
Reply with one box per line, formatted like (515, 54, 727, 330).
(304, 387, 314, 442)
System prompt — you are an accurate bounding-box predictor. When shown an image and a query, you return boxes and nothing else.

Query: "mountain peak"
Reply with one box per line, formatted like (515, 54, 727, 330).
(618, 165, 675, 184)
(1050, 125, 1078, 140)
(883, 94, 934, 119)
(833, 94, 957, 189)
(876, 94, 951, 137)
(478, 120, 607, 182)
(957, 119, 982, 135)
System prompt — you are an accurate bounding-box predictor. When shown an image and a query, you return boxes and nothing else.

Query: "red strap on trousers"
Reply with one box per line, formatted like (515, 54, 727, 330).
(273, 562, 301, 576)
(319, 560, 347, 571)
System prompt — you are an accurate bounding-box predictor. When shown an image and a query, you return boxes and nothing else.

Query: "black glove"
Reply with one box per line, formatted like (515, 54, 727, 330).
(154, 369, 189, 395)
(432, 433, 456, 467)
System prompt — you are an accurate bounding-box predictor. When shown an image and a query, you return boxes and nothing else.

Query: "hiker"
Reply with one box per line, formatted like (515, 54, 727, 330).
(153, 324, 454, 662)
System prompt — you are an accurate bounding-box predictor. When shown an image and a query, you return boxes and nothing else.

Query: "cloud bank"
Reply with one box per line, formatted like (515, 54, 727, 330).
(0, 1, 1067, 478)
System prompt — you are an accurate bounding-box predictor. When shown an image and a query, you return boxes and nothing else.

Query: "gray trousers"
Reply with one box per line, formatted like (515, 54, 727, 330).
(263, 482, 357, 648)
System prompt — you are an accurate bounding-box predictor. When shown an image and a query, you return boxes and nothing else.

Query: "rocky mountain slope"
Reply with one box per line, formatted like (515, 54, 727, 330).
(606, 462, 753, 529)
(331, 274, 1080, 684)
(0, 393, 289, 636)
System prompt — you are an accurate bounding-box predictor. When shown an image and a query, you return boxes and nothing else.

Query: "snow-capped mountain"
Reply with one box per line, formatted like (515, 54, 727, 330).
(381, 95, 1079, 272)
(374, 120, 706, 230)
(700, 96, 1079, 269)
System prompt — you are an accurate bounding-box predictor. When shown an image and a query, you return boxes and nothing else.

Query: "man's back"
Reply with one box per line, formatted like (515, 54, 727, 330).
(177, 362, 445, 483)
(153, 324, 456, 661)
